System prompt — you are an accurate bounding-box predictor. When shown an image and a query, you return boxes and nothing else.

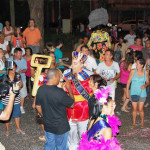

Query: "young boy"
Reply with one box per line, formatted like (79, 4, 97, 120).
(54, 40, 69, 73)
(114, 43, 122, 64)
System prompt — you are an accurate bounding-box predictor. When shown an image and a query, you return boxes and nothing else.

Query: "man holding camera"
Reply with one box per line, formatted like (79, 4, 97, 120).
(0, 84, 20, 150)
(8, 48, 27, 114)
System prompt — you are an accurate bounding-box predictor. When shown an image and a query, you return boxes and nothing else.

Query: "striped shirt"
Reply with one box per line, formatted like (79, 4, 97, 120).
(2, 73, 21, 105)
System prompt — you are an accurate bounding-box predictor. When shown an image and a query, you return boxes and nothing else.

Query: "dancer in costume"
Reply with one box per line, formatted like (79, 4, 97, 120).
(63, 51, 93, 150)
(78, 74, 122, 150)
(87, 8, 111, 63)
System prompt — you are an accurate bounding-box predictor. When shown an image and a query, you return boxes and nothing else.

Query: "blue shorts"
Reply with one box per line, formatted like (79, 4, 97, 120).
(3, 103, 21, 118)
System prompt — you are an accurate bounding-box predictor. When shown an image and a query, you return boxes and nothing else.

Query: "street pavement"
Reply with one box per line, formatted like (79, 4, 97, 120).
(0, 84, 150, 150)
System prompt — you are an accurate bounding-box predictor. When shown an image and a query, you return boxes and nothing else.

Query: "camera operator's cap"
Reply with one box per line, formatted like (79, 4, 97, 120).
(88, 8, 108, 28)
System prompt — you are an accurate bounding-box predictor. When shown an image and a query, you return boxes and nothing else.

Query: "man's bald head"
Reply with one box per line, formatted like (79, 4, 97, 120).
(47, 68, 59, 81)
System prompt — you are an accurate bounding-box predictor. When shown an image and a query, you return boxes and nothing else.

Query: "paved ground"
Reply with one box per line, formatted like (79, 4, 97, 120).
(0, 84, 150, 150)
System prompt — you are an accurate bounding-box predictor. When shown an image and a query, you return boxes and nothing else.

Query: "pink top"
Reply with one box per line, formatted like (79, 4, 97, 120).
(120, 62, 130, 84)
(25, 59, 31, 77)
(129, 44, 144, 51)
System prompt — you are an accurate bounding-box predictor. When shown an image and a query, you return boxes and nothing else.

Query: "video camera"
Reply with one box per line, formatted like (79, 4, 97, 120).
(0, 61, 20, 96)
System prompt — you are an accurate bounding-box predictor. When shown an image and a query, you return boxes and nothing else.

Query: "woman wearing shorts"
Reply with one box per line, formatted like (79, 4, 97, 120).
(126, 58, 149, 127)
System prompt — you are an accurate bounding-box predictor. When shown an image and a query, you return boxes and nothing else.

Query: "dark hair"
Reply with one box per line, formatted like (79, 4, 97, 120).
(14, 48, 22, 53)
(123, 52, 134, 70)
(55, 40, 63, 47)
(89, 97, 112, 127)
(117, 43, 122, 48)
(80, 45, 89, 52)
(46, 42, 54, 48)
(25, 47, 32, 55)
(28, 19, 37, 27)
(134, 36, 141, 41)
(127, 48, 133, 54)
(47, 51, 55, 56)
(13, 61, 17, 68)
(105, 49, 114, 60)
(90, 74, 107, 87)
(138, 58, 146, 68)
(83, 36, 89, 40)
(134, 51, 143, 60)
(93, 50, 100, 60)
(14, 26, 22, 37)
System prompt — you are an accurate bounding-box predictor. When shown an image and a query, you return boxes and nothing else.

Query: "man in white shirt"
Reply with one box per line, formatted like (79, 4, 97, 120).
(124, 30, 136, 47)
(96, 49, 120, 100)
(81, 45, 97, 72)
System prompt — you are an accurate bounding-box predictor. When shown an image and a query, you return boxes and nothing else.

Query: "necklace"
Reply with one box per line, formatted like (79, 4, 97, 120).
(99, 114, 107, 121)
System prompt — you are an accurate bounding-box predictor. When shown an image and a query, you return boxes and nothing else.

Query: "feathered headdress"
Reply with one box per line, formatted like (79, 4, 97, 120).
(94, 86, 112, 105)
(72, 51, 87, 63)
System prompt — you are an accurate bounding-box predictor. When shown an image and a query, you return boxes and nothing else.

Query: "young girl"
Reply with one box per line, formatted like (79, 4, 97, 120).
(2, 62, 25, 136)
(11, 27, 25, 55)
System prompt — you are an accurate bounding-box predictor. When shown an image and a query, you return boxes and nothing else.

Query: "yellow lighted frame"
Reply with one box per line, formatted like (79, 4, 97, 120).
(31, 54, 52, 96)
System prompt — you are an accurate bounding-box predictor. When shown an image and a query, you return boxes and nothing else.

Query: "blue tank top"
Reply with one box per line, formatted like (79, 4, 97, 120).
(130, 69, 147, 97)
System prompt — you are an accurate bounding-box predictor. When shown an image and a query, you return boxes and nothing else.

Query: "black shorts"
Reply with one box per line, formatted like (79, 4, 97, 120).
(121, 83, 126, 88)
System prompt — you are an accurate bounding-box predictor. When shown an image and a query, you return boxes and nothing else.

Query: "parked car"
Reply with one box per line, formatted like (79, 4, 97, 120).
(117, 20, 145, 31)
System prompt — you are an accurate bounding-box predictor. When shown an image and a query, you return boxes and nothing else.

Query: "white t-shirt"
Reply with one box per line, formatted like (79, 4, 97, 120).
(143, 37, 148, 47)
(124, 34, 136, 47)
(0, 59, 4, 70)
(96, 61, 120, 87)
(84, 55, 97, 72)
(0, 40, 9, 59)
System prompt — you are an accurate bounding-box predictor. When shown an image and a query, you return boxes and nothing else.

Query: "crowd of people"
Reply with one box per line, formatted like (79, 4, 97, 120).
(0, 17, 150, 150)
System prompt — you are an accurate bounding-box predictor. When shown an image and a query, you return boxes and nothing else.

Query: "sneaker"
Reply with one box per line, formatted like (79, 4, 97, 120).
(20, 106, 25, 114)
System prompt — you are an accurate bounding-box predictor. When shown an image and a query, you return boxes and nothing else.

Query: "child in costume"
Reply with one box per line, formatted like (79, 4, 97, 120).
(78, 74, 123, 150)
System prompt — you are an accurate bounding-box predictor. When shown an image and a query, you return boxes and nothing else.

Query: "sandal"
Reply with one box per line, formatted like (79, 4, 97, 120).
(39, 135, 46, 141)
(5, 131, 9, 137)
(121, 107, 129, 112)
(16, 129, 25, 135)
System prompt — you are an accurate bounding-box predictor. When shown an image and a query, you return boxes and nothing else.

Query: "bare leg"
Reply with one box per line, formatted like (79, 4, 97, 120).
(21, 97, 25, 107)
(15, 117, 25, 134)
(132, 102, 138, 126)
(5, 121, 10, 136)
(41, 124, 45, 135)
(15, 118, 21, 130)
(122, 88, 126, 104)
(138, 102, 144, 127)
(39, 124, 46, 141)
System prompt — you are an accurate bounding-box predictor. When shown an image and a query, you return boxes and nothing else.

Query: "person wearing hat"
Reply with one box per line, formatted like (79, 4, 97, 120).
(63, 51, 93, 150)
(87, 8, 111, 63)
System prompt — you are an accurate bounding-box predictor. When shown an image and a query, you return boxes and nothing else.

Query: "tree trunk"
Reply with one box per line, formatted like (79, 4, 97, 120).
(10, 0, 15, 27)
(27, 0, 44, 52)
